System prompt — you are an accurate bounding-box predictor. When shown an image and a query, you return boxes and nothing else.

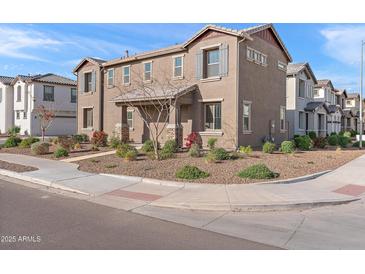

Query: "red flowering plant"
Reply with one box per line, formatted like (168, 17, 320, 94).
(184, 132, 201, 148)
(91, 131, 108, 147)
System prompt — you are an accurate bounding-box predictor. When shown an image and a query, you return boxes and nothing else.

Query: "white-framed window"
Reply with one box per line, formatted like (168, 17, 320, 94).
(299, 111, 305, 130)
(23, 111, 27, 119)
(83, 107, 93, 128)
(247, 47, 267, 66)
(173, 56, 183, 78)
(299, 79, 305, 98)
(314, 89, 319, 97)
(16, 86, 21, 102)
(107, 68, 114, 87)
(280, 106, 286, 131)
(144, 61, 152, 82)
(205, 48, 220, 78)
(122, 65, 130, 85)
(71, 88, 77, 103)
(16, 111, 20, 120)
(0, 88, 2, 103)
(204, 102, 221, 130)
(43, 85, 55, 102)
(278, 61, 287, 71)
(243, 101, 252, 133)
(127, 110, 133, 129)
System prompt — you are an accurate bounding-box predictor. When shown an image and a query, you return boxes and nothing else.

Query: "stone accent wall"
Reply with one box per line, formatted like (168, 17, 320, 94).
(121, 123, 129, 142)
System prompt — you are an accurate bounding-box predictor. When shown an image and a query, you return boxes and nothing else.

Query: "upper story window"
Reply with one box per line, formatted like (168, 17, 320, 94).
(173, 56, 183, 78)
(84, 72, 92, 92)
(346, 99, 353, 107)
(247, 47, 267, 66)
(43, 85, 55, 102)
(0, 88, 2, 103)
(278, 61, 287, 71)
(299, 79, 305, 98)
(205, 49, 220, 78)
(71, 88, 77, 103)
(122, 66, 130, 85)
(144, 62, 152, 82)
(16, 86, 21, 102)
(107, 68, 114, 87)
(16, 111, 20, 119)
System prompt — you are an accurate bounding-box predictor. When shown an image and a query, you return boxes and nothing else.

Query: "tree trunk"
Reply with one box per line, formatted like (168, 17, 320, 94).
(42, 128, 45, 142)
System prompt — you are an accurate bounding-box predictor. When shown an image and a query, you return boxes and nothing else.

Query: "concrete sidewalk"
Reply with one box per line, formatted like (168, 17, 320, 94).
(1, 153, 365, 211)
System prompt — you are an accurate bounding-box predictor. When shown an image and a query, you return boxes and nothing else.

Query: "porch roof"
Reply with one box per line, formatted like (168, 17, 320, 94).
(110, 84, 197, 103)
(327, 104, 343, 114)
(343, 109, 354, 118)
(304, 101, 329, 112)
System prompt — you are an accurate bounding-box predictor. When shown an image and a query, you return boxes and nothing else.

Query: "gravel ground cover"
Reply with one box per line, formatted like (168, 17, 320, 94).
(0, 160, 38, 173)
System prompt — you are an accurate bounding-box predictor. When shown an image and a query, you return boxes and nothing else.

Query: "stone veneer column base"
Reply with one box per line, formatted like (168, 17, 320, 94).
(121, 123, 129, 143)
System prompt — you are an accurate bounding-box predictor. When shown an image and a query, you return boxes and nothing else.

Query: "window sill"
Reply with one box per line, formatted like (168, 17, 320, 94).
(199, 131, 223, 136)
(82, 127, 93, 131)
(123, 83, 131, 87)
(143, 80, 152, 84)
(173, 76, 184, 80)
(81, 91, 95, 96)
(200, 76, 221, 83)
(242, 130, 252, 135)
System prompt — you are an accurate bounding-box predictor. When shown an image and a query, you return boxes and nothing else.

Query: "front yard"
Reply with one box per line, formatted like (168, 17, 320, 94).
(75, 148, 365, 184)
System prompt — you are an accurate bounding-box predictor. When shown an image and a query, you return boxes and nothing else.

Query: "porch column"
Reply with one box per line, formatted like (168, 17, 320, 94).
(121, 105, 129, 143)
(166, 104, 181, 146)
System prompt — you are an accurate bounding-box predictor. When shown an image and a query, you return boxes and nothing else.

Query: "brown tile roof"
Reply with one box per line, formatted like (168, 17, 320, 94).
(31, 73, 76, 86)
(0, 75, 15, 85)
(347, 92, 360, 99)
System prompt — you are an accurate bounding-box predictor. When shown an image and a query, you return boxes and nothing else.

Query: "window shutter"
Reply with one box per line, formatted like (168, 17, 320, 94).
(196, 49, 203, 80)
(79, 73, 84, 93)
(219, 43, 228, 77)
(91, 70, 96, 92)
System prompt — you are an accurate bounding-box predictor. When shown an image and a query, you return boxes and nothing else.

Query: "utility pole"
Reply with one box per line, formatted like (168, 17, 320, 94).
(360, 40, 364, 149)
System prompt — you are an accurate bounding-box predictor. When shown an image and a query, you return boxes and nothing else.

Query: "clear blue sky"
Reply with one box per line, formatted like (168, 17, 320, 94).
(0, 23, 363, 92)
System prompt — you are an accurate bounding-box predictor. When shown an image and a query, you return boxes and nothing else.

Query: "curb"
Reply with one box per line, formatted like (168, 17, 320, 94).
(260, 170, 332, 185)
(0, 168, 90, 196)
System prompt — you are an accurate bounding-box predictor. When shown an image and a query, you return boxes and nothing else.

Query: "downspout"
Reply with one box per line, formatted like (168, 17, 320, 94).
(236, 37, 246, 149)
(100, 66, 105, 131)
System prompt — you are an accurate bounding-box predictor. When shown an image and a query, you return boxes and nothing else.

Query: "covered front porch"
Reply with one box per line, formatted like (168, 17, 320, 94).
(304, 102, 329, 137)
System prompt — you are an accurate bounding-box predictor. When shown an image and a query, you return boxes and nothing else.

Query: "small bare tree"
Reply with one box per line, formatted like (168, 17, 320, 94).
(114, 68, 194, 160)
(35, 105, 55, 141)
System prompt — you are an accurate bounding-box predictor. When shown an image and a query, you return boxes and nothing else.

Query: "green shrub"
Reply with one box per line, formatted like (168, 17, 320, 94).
(7, 126, 20, 136)
(163, 140, 178, 153)
(3, 136, 22, 148)
(105, 164, 117, 169)
(124, 150, 138, 161)
(207, 138, 218, 150)
(71, 134, 89, 143)
(338, 136, 350, 148)
(211, 148, 230, 160)
(327, 135, 339, 146)
(54, 147, 69, 158)
(19, 137, 40, 148)
(237, 164, 278, 180)
(351, 130, 358, 137)
(188, 143, 201, 157)
(280, 140, 295, 154)
(294, 135, 312, 150)
(142, 140, 155, 153)
(308, 131, 317, 140)
(313, 137, 327, 149)
(176, 165, 209, 180)
(239, 145, 253, 155)
(205, 151, 217, 163)
(262, 141, 276, 154)
(159, 149, 175, 160)
(31, 142, 50, 155)
(343, 131, 352, 138)
(116, 143, 137, 158)
(330, 132, 337, 136)
(108, 135, 121, 148)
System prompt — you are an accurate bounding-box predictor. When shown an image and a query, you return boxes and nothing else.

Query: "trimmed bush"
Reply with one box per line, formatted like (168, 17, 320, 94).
(54, 147, 69, 158)
(294, 135, 312, 151)
(262, 141, 276, 154)
(338, 136, 350, 148)
(71, 134, 89, 143)
(116, 143, 137, 158)
(57, 136, 74, 151)
(343, 131, 352, 138)
(308, 131, 317, 140)
(350, 130, 358, 137)
(142, 140, 155, 153)
(211, 148, 230, 160)
(19, 137, 40, 148)
(205, 151, 218, 163)
(239, 145, 253, 155)
(176, 165, 209, 180)
(188, 143, 201, 158)
(280, 140, 295, 154)
(330, 132, 337, 136)
(207, 138, 218, 150)
(163, 140, 178, 153)
(73, 142, 81, 150)
(313, 137, 327, 149)
(7, 126, 20, 136)
(237, 164, 278, 180)
(31, 142, 50, 155)
(327, 135, 339, 146)
(124, 150, 138, 161)
(108, 135, 121, 148)
(3, 136, 22, 148)
(91, 131, 108, 147)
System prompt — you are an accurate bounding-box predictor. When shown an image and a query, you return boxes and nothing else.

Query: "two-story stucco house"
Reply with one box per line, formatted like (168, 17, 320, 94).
(10, 74, 77, 136)
(0, 76, 15, 134)
(74, 24, 292, 149)
(343, 92, 361, 132)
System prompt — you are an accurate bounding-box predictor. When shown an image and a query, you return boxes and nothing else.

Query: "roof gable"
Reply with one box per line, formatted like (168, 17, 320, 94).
(73, 57, 105, 74)
(287, 62, 317, 84)
(0, 76, 15, 85)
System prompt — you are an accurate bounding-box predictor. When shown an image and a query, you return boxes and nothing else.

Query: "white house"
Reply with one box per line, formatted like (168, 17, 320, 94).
(0, 76, 15, 134)
(11, 74, 77, 136)
(286, 63, 329, 138)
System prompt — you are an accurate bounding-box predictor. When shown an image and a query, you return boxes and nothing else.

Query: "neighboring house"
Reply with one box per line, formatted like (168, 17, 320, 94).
(11, 74, 77, 136)
(74, 24, 292, 149)
(286, 62, 325, 138)
(334, 88, 348, 131)
(314, 79, 343, 135)
(0, 76, 15, 134)
(344, 93, 361, 132)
